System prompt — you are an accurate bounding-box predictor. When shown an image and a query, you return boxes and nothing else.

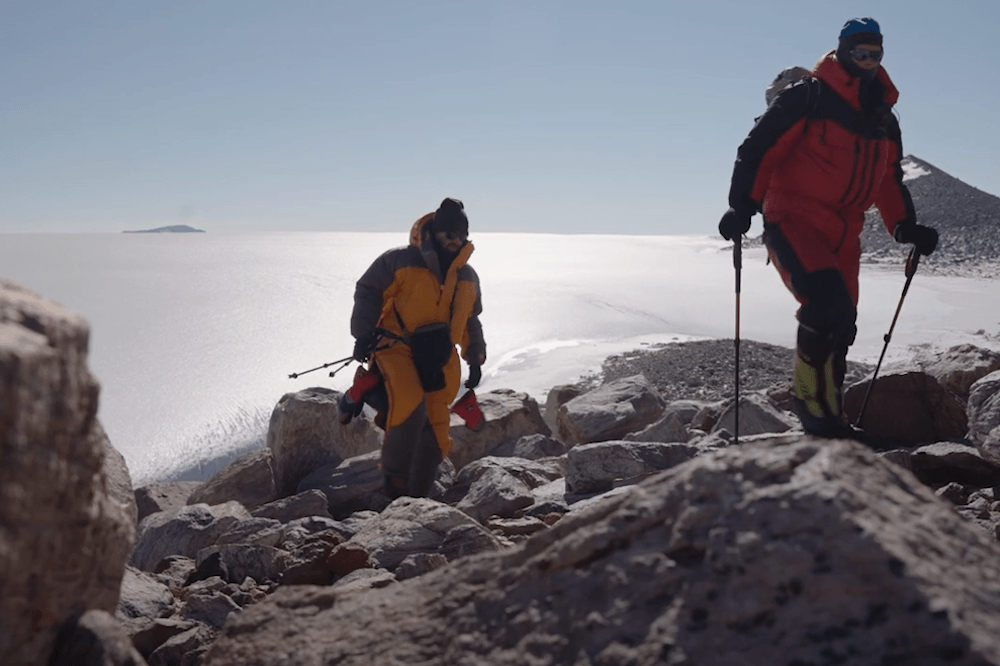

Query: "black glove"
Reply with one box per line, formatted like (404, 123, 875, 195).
(352, 330, 380, 362)
(895, 223, 939, 256)
(718, 207, 752, 241)
(465, 364, 482, 389)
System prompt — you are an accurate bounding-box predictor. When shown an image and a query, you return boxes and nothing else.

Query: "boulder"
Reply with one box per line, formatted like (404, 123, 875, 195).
(914, 343, 1000, 400)
(115, 566, 175, 636)
(624, 410, 689, 443)
(187, 446, 277, 510)
(135, 482, 202, 522)
(712, 392, 799, 437)
(342, 497, 504, 570)
(544, 383, 586, 438)
(909, 442, 1000, 489)
(557, 375, 667, 445)
(266, 387, 382, 497)
(448, 389, 551, 469)
(453, 457, 565, 523)
(297, 451, 392, 519)
(844, 367, 968, 444)
(195, 544, 288, 585)
(48, 609, 148, 666)
(202, 437, 1000, 666)
(130, 502, 252, 572)
(251, 488, 332, 522)
(99, 423, 140, 529)
(565, 440, 698, 494)
(488, 433, 568, 459)
(968, 370, 1000, 447)
(979, 426, 1000, 469)
(0, 280, 136, 666)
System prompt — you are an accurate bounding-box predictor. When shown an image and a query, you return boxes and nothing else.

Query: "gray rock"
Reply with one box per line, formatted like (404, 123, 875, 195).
(49, 609, 148, 666)
(544, 383, 586, 438)
(489, 433, 568, 459)
(196, 544, 288, 585)
(712, 392, 798, 437)
(215, 517, 284, 548)
(968, 370, 1000, 447)
(201, 437, 1000, 666)
(565, 440, 698, 494)
(130, 502, 252, 572)
(0, 280, 136, 666)
(395, 553, 449, 581)
(297, 451, 391, 519)
(557, 374, 666, 445)
(115, 566, 175, 636)
(448, 389, 551, 470)
(187, 446, 277, 510)
(624, 409, 689, 443)
(251, 488, 332, 522)
(910, 442, 1000, 489)
(266, 387, 382, 497)
(135, 482, 202, 522)
(914, 343, 1000, 400)
(844, 367, 968, 444)
(344, 497, 503, 570)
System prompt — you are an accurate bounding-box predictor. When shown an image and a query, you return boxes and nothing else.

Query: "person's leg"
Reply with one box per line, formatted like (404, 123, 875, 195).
(407, 351, 461, 497)
(765, 223, 857, 436)
(375, 345, 426, 497)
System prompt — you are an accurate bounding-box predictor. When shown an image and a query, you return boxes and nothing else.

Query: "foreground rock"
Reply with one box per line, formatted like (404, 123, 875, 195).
(201, 437, 1000, 665)
(0, 280, 136, 666)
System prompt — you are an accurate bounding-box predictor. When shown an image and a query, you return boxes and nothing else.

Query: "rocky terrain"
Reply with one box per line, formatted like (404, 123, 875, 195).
(862, 155, 1000, 277)
(6, 278, 1000, 665)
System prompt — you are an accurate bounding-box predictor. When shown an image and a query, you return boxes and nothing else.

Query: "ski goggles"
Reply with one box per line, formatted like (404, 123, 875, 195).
(849, 47, 883, 63)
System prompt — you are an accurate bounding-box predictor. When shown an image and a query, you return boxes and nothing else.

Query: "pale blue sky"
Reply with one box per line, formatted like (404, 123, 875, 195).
(2, 0, 998, 234)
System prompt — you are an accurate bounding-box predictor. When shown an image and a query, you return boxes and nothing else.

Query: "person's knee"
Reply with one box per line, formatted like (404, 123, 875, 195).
(798, 269, 857, 350)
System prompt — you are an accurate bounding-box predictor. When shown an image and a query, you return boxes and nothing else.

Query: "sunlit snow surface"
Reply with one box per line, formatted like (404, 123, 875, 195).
(2, 232, 998, 484)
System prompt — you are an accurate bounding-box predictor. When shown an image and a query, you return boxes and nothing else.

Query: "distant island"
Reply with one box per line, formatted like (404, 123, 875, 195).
(123, 225, 205, 234)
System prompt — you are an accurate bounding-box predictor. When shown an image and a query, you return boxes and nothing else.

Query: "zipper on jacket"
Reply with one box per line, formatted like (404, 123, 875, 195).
(840, 141, 861, 205)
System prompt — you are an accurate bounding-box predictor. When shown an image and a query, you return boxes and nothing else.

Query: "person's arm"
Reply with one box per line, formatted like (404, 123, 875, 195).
(873, 116, 917, 238)
(350, 250, 397, 339)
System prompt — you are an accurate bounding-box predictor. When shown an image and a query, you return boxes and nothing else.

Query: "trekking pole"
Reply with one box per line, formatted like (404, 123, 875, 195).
(854, 246, 920, 428)
(733, 235, 742, 444)
(288, 355, 353, 379)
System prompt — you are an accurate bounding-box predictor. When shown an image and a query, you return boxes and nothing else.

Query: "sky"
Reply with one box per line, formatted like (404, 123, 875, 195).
(2, 0, 999, 234)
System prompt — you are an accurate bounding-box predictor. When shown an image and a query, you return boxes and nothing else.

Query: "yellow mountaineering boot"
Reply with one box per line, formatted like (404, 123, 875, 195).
(793, 348, 851, 438)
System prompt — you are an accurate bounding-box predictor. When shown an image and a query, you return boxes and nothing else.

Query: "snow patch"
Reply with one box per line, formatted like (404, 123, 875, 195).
(902, 159, 931, 182)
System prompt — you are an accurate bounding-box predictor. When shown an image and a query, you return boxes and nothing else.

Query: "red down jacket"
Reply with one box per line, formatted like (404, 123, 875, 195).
(728, 50, 917, 304)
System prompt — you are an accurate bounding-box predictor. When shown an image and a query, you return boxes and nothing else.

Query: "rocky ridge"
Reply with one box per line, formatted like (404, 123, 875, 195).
(5, 278, 1000, 664)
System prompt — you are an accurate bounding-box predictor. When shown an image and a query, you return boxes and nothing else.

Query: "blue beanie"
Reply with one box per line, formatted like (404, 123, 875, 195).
(840, 17, 881, 39)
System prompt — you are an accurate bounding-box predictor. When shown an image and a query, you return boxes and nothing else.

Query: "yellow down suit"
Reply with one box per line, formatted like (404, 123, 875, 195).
(350, 214, 486, 497)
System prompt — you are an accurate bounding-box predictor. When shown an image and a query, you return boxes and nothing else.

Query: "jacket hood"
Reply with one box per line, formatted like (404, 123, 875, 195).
(409, 211, 474, 283)
(814, 50, 899, 108)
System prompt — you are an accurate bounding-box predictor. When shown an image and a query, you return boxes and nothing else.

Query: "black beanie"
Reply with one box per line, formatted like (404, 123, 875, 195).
(431, 197, 469, 237)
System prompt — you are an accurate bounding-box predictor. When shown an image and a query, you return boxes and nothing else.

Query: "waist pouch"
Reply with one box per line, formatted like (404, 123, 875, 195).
(408, 323, 453, 392)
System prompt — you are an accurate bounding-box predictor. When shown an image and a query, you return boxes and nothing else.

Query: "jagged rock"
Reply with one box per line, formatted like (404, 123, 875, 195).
(544, 383, 586, 437)
(131, 618, 197, 660)
(201, 437, 1000, 666)
(624, 410, 689, 443)
(565, 440, 698, 494)
(914, 344, 1000, 400)
(395, 553, 449, 581)
(453, 457, 564, 524)
(215, 517, 284, 548)
(487, 515, 550, 539)
(151, 556, 196, 590)
(557, 374, 666, 445)
(844, 366, 968, 444)
(326, 542, 375, 577)
(49, 609, 148, 666)
(135, 482, 202, 522)
(100, 424, 140, 529)
(266, 387, 382, 497)
(980, 426, 1000, 468)
(449, 389, 551, 469)
(297, 451, 393, 519)
(909, 442, 1000, 489)
(488, 433, 568, 459)
(331, 568, 397, 594)
(712, 392, 799, 437)
(968, 370, 1000, 448)
(196, 544, 287, 585)
(251, 488, 332, 522)
(282, 515, 356, 543)
(130, 502, 252, 572)
(343, 497, 504, 570)
(147, 624, 213, 666)
(0, 280, 136, 666)
(181, 590, 241, 629)
(279, 531, 343, 586)
(115, 566, 175, 636)
(187, 447, 277, 510)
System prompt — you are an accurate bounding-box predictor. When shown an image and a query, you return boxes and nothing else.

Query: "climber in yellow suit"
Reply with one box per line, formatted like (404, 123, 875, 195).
(350, 198, 486, 498)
